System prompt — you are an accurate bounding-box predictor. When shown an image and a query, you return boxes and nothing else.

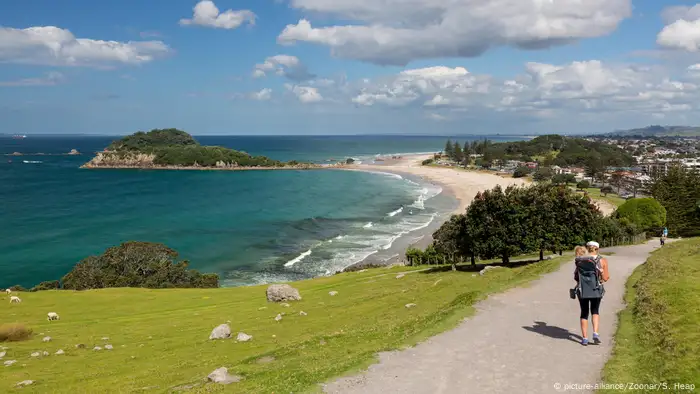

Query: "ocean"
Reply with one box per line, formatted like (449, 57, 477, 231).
(0, 135, 522, 288)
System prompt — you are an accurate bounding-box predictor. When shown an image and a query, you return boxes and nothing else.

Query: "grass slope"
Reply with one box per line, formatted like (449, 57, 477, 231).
(1, 258, 567, 393)
(601, 238, 700, 392)
(577, 188, 626, 208)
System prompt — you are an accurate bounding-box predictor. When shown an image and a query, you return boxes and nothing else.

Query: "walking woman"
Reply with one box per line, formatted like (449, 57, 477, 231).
(574, 241, 610, 346)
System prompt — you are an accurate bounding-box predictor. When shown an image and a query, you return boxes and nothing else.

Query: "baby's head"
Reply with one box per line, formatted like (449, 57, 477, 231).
(574, 246, 588, 257)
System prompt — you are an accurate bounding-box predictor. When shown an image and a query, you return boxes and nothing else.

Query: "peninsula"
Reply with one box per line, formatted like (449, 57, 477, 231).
(81, 128, 320, 170)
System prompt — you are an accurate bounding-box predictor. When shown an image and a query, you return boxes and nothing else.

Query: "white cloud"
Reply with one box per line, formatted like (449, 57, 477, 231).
(250, 88, 272, 101)
(0, 71, 65, 87)
(180, 0, 256, 30)
(253, 55, 314, 81)
(427, 113, 448, 121)
(0, 26, 170, 67)
(279, 0, 632, 65)
(425, 95, 450, 107)
(286, 84, 324, 103)
(657, 5, 700, 52)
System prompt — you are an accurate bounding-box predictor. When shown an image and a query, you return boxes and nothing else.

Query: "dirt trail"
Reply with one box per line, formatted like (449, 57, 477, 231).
(323, 241, 660, 394)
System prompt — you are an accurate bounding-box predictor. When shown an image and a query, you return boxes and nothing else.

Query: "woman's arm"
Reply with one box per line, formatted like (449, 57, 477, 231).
(600, 258, 610, 282)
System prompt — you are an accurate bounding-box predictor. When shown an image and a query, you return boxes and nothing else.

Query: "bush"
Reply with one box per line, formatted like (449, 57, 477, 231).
(615, 198, 667, 233)
(533, 167, 553, 182)
(600, 185, 614, 196)
(577, 180, 591, 190)
(30, 280, 60, 292)
(0, 323, 32, 342)
(422, 158, 434, 166)
(8, 285, 28, 292)
(513, 166, 531, 178)
(61, 242, 220, 290)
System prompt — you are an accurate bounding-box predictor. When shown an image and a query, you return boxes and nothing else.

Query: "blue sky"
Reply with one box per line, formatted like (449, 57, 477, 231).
(2, 0, 700, 135)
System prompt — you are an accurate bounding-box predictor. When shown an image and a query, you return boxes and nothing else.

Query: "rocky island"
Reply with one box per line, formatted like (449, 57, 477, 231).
(81, 129, 320, 170)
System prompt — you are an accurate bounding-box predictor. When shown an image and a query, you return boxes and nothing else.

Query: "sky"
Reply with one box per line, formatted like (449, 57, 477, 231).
(2, 0, 700, 135)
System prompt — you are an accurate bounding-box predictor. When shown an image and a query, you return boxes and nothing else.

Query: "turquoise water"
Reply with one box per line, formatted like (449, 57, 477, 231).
(0, 135, 522, 288)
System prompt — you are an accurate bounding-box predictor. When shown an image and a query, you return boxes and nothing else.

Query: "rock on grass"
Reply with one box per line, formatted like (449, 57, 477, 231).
(236, 333, 252, 342)
(209, 324, 231, 340)
(266, 284, 301, 302)
(207, 367, 241, 384)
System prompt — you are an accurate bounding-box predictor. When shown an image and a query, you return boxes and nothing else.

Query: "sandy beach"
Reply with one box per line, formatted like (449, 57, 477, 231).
(348, 154, 527, 214)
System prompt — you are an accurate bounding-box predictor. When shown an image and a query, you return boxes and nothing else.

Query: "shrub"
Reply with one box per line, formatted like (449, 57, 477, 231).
(577, 180, 591, 190)
(61, 242, 220, 290)
(422, 158, 434, 166)
(31, 280, 60, 292)
(513, 166, 531, 178)
(615, 198, 667, 233)
(0, 323, 32, 342)
(600, 185, 614, 196)
(8, 285, 28, 292)
(533, 167, 553, 182)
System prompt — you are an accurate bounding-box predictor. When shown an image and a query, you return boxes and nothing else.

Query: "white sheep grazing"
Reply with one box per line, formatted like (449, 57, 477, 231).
(9, 296, 21, 304)
(47, 312, 60, 321)
(4, 289, 10, 294)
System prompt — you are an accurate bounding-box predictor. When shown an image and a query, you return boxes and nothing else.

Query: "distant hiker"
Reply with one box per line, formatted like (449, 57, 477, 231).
(573, 241, 609, 346)
(660, 233, 665, 246)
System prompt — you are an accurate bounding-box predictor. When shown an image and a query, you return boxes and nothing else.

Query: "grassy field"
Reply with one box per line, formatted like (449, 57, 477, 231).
(0, 257, 568, 393)
(601, 238, 700, 392)
(577, 188, 626, 208)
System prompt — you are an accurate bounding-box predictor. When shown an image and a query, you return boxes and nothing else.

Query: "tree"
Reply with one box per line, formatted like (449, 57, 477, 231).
(61, 242, 219, 290)
(433, 214, 477, 266)
(513, 166, 531, 178)
(533, 167, 554, 182)
(444, 140, 454, 159)
(552, 173, 568, 185)
(452, 142, 464, 163)
(563, 174, 577, 186)
(610, 172, 624, 194)
(585, 156, 605, 183)
(600, 185, 614, 196)
(577, 180, 591, 190)
(615, 198, 667, 233)
(650, 166, 700, 237)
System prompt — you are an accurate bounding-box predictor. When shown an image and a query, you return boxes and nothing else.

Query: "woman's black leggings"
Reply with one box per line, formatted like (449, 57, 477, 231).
(579, 297, 602, 319)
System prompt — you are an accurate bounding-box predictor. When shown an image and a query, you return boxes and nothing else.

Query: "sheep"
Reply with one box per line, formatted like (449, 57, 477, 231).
(47, 312, 60, 321)
(9, 296, 21, 304)
(4, 289, 10, 295)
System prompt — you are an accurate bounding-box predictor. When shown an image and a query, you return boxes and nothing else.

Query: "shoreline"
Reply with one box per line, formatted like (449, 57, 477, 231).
(338, 155, 527, 271)
(80, 163, 327, 171)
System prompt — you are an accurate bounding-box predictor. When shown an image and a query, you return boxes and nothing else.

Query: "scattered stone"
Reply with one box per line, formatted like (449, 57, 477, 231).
(42, 336, 51, 342)
(274, 314, 282, 322)
(272, 335, 277, 338)
(93, 346, 102, 351)
(105, 344, 113, 350)
(472, 274, 477, 277)
(207, 367, 241, 385)
(357, 269, 368, 273)
(101, 337, 109, 340)
(479, 266, 504, 276)
(30, 352, 40, 358)
(55, 349, 65, 355)
(433, 279, 443, 286)
(299, 311, 307, 316)
(4, 360, 16, 366)
(16, 380, 34, 387)
(281, 303, 290, 308)
(320, 339, 327, 346)
(396, 273, 405, 279)
(0, 351, 5, 358)
(266, 284, 302, 302)
(139, 344, 144, 347)
(75, 344, 86, 349)
(329, 291, 338, 296)
(258, 307, 267, 310)
(209, 324, 232, 340)
(405, 303, 417, 309)
(42, 351, 49, 356)
(256, 356, 276, 364)
(236, 333, 252, 342)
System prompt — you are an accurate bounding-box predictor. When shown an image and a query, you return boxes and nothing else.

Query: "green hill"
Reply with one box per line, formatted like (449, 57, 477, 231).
(84, 129, 312, 169)
(607, 125, 700, 138)
(0, 257, 567, 393)
(482, 135, 635, 167)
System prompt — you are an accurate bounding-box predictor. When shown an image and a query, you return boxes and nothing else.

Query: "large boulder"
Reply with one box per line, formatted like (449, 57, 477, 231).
(209, 324, 232, 340)
(207, 367, 241, 384)
(266, 284, 301, 302)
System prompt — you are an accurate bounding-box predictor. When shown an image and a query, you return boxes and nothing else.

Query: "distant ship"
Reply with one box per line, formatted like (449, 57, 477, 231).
(12, 135, 27, 139)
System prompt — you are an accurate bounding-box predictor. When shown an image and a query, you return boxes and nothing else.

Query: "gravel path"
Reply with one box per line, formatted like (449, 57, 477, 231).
(323, 241, 661, 394)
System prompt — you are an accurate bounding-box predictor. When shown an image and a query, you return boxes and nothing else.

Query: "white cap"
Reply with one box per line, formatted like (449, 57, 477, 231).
(586, 241, 600, 248)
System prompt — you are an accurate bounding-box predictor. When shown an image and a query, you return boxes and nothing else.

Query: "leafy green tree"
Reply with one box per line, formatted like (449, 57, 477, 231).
(577, 180, 591, 190)
(444, 140, 454, 159)
(433, 214, 477, 266)
(552, 173, 568, 185)
(610, 172, 624, 194)
(650, 166, 700, 237)
(61, 242, 219, 290)
(600, 185, 614, 196)
(513, 166, 531, 178)
(615, 198, 666, 233)
(563, 174, 577, 186)
(533, 167, 554, 182)
(452, 142, 464, 163)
